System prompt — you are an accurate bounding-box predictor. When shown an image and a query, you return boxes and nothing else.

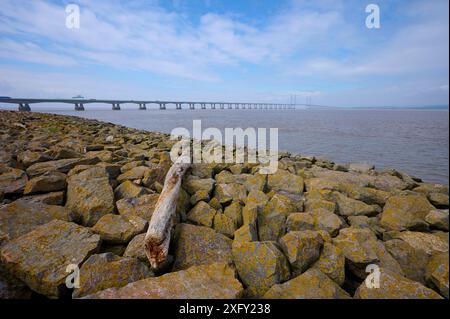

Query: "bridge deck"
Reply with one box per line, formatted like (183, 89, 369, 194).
(0, 98, 302, 111)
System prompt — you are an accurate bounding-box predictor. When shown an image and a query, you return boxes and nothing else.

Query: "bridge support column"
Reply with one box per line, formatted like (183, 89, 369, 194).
(74, 103, 85, 111)
(211, 103, 216, 110)
(18, 103, 31, 112)
(189, 103, 195, 110)
(201, 103, 206, 110)
(112, 103, 121, 110)
(139, 103, 147, 110)
(176, 103, 182, 110)
(228, 104, 232, 109)
(220, 103, 224, 109)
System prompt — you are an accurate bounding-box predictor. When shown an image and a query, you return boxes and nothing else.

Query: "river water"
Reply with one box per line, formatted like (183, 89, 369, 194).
(4, 106, 449, 184)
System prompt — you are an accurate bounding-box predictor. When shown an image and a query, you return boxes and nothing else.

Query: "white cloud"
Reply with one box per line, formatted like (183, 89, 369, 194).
(0, 0, 448, 106)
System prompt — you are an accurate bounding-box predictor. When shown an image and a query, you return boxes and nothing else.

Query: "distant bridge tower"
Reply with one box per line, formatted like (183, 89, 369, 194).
(18, 103, 31, 111)
(74, 103, 85, 111)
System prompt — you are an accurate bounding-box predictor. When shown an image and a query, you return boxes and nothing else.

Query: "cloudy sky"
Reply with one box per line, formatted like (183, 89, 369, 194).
(0, 0, 448, 107)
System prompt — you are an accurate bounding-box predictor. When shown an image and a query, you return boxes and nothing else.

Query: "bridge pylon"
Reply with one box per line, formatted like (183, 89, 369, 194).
(74, 103, 85, 111)
(112, 103, 121, 110)
(18, 103, 31, 112)
(139, 103, 146, 110)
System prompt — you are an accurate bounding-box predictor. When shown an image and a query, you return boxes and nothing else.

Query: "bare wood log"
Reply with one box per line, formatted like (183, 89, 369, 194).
(144, 160, 191, 269)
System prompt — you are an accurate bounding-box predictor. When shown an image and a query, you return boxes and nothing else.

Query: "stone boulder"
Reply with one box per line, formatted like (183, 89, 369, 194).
(258, 193, 297, 241)
(92, 214, 147, 244)
(0, 168, 28, 195)
(66, 167, 115, 227)
(214, 183, 247, 205)
(23, 171, 67, 194)
(0, 265, 33, 299)
(428, 192, 449, 208)
(123, 233, 147, 262)
(0, 220, 101, 298)
(380, 194, 435, 231)
(313, 242, 346, 286)
(263, 269, 350, 299)
(425, 209, 449, 231)
(224, 201, 243, 228)
(0, 200, 74, 243)
(267, 169, 304, 194)
(333, 192, 380, 217)
(172, 224, 233, 271)
(332, 227, 403, 279)
(183, 176, 215, 195)
(117, 166, 151, 183)
(72, 253, 152, 298)
(213, 213, 237, 238)
(19, 191, 65, 206)
(17, 150, 52, 168)
(186, 201, 217, 227)
(234, 224, 258, 242)
(287, 210, 345, 236)
(83, 263, 243, 299)
(26, 157, 100, 177)
(116, 194, 160, 221)
(384, 239, 430, 284)
(391, 231, 448, 256)
(354, 268, 442, 299)
(232, 241, 290, 297)
(425, 252, 449, 298)
(279, 230, 324, 276)
(114, 181, 148, 200)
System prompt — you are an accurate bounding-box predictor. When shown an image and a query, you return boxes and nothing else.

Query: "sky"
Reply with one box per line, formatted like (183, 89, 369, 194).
(0, 0, 448, 107)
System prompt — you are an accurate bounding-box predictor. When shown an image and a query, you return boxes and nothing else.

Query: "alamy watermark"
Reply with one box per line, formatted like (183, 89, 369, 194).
(65, 264, 80, 289)
(65, 4, 80, 29)
(366, 4, 380, 29)
(169, 120, 279, 174)
(365, 264, 381, 289)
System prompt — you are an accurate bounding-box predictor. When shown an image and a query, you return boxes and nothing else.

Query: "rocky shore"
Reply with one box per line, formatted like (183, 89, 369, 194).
(0, 110, 448, 299)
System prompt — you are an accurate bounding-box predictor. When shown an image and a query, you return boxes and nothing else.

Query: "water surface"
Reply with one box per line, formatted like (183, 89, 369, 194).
(4, 106, 448, 184)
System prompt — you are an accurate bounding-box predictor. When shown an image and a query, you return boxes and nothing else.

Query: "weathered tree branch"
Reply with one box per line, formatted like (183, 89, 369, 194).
(144, 160, 191, 269)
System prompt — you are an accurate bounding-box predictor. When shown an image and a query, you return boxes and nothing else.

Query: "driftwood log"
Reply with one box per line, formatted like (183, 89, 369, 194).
(144, 160, 191, 269)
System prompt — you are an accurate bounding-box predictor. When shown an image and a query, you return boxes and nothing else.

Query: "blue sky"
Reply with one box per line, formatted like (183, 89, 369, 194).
(0, 0, 448, 107)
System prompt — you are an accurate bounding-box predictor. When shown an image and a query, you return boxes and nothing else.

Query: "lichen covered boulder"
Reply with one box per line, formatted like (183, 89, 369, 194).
(23, 171, 67, 194)
(391, 231, 449, 256)
(83, 263, 243, 299)
(263, 269, 350, 299)
(172, 224, 233, 271)
(380, 194, 435, 231)
(214, 183, 247, 205)
(258, 193, 297, 241)
(279, 230, 324, 276)
(116, 194, 160, 221)
(354, 268, 443, 299)
(0, 168, 28, 195)
(333, 227, 403, 279)
(92, 214, 147, 244)
(385, 239, 430, 284)
(0, 220, 101, 298)
(66, 166, 115, 226)
(267, 169, 304, 194)
(72, 253, 152, 298)
(425, 252, 449, 298)
(313, 242, 346, 286)
(0, 200, 74, 243)
(232, 241, 290, 297)
(186, 201, 217, 227)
